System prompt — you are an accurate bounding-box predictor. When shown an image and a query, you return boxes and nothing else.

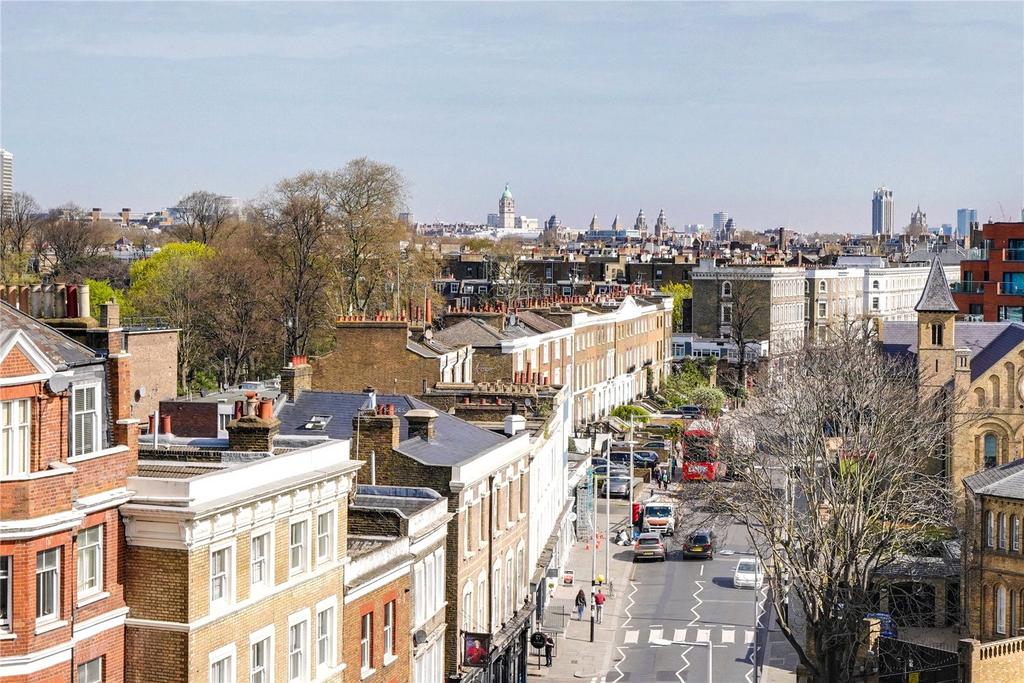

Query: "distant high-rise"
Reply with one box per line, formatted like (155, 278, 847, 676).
(872, 186, 893, 237)
(498, 184, 515, 230)
(957, 208, 977, 238)
(713, 211, 729, 239)
(0, 149, 12, 218)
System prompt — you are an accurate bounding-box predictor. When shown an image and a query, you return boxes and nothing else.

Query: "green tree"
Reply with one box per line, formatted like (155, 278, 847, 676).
(659, 282, 692, 331)
(84, 278, 134, 317)
(688, 385, 726, 417)
(610, 405, 650, 424)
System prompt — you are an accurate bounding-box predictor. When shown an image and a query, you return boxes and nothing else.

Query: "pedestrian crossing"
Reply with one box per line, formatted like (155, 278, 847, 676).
(621, 626, 756, 647)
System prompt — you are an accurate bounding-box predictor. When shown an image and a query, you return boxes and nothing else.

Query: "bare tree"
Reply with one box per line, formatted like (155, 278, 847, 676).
(252, 173, 334, 358)
(717, 328, 959, 683)
(0, 191, 41, 277)
(482, 239, 541, 310)
(39, 204, 115, 275)
(171, 191, 237, 244)
(725, 285, 765, 388)
(326, 158, 407, 315)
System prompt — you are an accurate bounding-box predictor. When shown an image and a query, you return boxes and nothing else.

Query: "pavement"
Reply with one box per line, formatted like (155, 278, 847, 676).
(528, 478, 800, 683)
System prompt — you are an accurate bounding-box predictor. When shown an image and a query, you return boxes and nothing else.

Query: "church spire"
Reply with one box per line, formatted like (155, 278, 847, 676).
(915, 257, 958, 313)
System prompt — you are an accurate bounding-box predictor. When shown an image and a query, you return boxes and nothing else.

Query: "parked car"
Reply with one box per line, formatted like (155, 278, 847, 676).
(610, 451, 658, 468)
(643, 440, 669, 450)
(664, 405, 703, 419)
(591, 456, 609, 468)
(632, 450, 660, 466)
(865, 613, 899, 639)
(733, 558, 764, 589)
(681, 529, 716, 559)
(601, 476, 632, 499)
(633, 532, 667, 562)
(593, 464, 629, 478)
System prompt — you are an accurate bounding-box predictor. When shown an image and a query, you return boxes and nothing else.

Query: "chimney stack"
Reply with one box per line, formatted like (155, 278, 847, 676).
(405, 409, 438, 441)
(227, 397, 281, 452)
(281, 355, 313, 402)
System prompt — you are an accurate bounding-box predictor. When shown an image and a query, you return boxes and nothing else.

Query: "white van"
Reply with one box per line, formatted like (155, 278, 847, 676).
(642, 498, 676, 536)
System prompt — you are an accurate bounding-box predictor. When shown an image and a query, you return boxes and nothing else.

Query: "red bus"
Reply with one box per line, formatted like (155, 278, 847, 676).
(681, 419, 726, 481)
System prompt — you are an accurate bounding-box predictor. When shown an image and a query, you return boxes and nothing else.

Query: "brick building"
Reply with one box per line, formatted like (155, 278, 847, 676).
(348, 485, 451, 683)
(119, 411, 360, 683)
(953, 222, 1024, 322)
(275, 390, 535, 683)
(962, 460, 1024, 640)
(0, 301, 139, 681)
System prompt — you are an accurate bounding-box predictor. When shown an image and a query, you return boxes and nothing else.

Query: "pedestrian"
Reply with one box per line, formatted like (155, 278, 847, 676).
(594, 588, 606, 623)
(574, 589, 587, 620)
(544, 634, 554, 666)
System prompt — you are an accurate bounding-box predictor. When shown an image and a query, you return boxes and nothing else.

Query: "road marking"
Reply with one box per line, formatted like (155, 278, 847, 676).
(744, 629, 755, 644)
(649, 628, 664, 644)
(673, 628, 687, 642)
(688, 580, 704, 626)
(699, 564, 704, 576)
(624, 630, 639, 644)
(697, 628, 711, 642)
(721, 629, 735, 643)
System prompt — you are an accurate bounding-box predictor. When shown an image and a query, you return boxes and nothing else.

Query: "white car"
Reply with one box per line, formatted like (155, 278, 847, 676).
(733, 558, 764, 589)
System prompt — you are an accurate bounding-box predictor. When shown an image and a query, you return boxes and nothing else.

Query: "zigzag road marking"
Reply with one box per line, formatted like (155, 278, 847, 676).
(610, 581, 639, 683)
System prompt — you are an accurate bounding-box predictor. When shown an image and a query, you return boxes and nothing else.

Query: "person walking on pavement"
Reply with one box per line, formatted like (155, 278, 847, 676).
(544, 634, 554, 666)
(594, 588, 606, 623)
(574, 589, 587, 620)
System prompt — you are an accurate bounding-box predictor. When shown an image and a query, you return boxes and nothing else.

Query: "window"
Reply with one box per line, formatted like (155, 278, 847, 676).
(871, 297, 879, 310)
(722, 281, 732, 297)
(477, 575, 486, 630)
(251, 635, 271, 683)
(0, 556, 10, 630)
(872, 280, 879, 290)
(77, 525, 103, 597)
(251, 532, 270, 588)
(316, 510, 334, 563)
(999, 513, 1008, 549)
(986, 511, 995, 547)
(478, 501, 486, 547)
(210, 546, 232, 607)
(72, 384, 100, 456)
(434, 548, 445, 614)
(996, 586, 1007, 635)
(36, 548, 60, 622)
(721, 303, 732, 324)
(1013, 515, 1021, 552)
(931, 323, 944, 346)
(289, 619, 308, 681)
(819, 280, 827, 293)
(78, 657, 102, 683)
(1, 398, 30, 476)
(818, 302, 826, 317)
(211, 655, 232, 683)
(424, 556, 435, 622)
(984, 434, 999, 468)
(289, 520, 307, 574)
(505, 555, 514, 617)
(360, 612, 373, 672)
(317, 605, 335, 669)
(384, 600, 396, 659)
(492, 564, 501, 626)
(463, 583, 474, 631)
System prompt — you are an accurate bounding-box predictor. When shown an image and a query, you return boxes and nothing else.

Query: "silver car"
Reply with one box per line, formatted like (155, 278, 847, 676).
(634, 532, 667, 562)
(602, 476, 632, 498)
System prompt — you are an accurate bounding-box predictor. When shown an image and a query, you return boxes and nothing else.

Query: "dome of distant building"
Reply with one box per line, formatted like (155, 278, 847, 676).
(502, 184, 513, 199)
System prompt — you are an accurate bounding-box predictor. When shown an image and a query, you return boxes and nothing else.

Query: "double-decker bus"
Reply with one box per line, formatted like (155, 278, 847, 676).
(681, 419, 726, 481)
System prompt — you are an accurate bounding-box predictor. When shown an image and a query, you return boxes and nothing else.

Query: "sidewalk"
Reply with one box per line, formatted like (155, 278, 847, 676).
(528, 489, 643, 679)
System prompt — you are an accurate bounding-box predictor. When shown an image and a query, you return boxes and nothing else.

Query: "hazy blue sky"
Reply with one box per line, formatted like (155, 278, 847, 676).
(2, 1, 1021, 233)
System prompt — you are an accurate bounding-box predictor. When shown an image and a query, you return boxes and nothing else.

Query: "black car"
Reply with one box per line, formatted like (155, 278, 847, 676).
(609, 451, 657, 468)
(681, 530, 717, 559)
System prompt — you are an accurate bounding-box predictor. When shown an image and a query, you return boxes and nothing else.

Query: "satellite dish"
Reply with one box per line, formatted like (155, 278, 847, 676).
(413, 629, 428, 646)
(46, 375, 70, 394)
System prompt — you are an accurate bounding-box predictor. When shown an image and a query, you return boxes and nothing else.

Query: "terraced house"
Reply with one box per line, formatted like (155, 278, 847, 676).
(0, 301, 138, 681)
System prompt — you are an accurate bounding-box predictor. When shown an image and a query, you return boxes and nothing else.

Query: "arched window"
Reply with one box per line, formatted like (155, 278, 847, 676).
(872, 280, 880, 290)
(999, 512, 1008, 549)
(996, 585, 1007, 635)
(1012, 515, 1021, 552)
(819, 280, 827, 293)
(931, 323, 943, 346)
(722, 281, 732, 297)
(986, 511, 995, 547)
(984, 433, 999, 468)
(804, 280, 809, 294)
(463, 582, 474, 631)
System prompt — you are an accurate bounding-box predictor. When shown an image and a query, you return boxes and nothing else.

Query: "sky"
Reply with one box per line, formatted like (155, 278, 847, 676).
(1, 1, 1022, 234)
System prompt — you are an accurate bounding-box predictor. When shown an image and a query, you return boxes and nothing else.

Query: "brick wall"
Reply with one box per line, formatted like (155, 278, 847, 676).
(125, 627, 187, 683)
(0, 531, 74, 659)
(157, 401, 217, 438)
(959, 635, 1024, 683)
(342, 577, 412, 683)
(312, 322, 439, 395)
(124, 546, 189, 622)
(73, 622, 127, 682)
(124, 330, 179, 421)
(963, 492, 1024, 640)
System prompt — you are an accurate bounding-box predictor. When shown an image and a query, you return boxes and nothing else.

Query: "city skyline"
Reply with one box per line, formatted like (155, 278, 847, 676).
(1, 2, 1022, 233)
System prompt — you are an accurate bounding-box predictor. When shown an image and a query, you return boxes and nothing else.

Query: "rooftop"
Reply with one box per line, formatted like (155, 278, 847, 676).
(1, 301, 100, 368)
(964, 458, 1024, 499)
(880, 321, 1024, 381)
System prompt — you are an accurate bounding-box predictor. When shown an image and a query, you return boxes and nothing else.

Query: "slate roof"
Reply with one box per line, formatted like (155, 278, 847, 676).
(352, 484, 442, 516)
(963, 458, 1024, 499)
(277, 391, 508, 467)
(880, 321, 1024, 381)
(0, 301, 99, 368)
(915, 257, 959, 313)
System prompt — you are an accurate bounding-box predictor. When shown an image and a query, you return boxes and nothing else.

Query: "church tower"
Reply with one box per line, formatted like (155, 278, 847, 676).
(498, 184, 515, 230)
(915, 257, 958, 402)
(654, 209, 669, 240)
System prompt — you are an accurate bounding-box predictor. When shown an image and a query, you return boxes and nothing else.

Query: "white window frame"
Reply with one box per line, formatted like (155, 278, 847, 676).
(383, 600, 396, 665)
(250, 528, 273, 593)
(0, 555, 11, 631)
(249, 625, 275, 683)
(76, 524, 104, 599)
(477, 573, 486, 631)
(1, 398, 31, 477)
(996, 585, 1007, 635)
(434, 547, 445, 614)
(77, 657, 103, 683)
(288, 609, 311, 682)
(289, 516, 309, 576)
(462, 581, 474, 632)
(36, 547, 60, 624)
(1013, 515, 1021, 552)
(208, 643, 236, 683)
(209, 540, 235, 611)
(360, 611, 374, 676)
(71, 382, 102, 457)
(986, 511, 995, 547)
(315, 596, 337, 675)
(721, 303, 732, 324)
(316, 506, 335, 565)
